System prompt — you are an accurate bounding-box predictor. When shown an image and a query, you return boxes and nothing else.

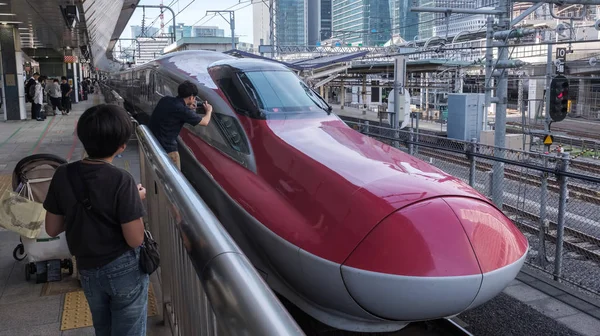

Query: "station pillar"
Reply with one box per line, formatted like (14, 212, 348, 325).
(0, 25, 27, 120)
(340, 79, 345, 109)
(64, 58, 79, 103)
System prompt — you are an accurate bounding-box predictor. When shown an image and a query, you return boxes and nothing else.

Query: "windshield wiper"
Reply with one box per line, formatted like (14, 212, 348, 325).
(302, 85, 332, 115)
(310, 87, 333, 114)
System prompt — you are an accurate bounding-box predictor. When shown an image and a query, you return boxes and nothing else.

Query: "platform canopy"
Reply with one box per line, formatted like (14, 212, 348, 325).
(3, 0, 138, 71)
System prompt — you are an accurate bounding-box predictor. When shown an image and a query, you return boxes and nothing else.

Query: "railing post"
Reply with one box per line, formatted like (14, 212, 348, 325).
(364, 120, 370, 134)
(538, 155, 548, 267)
(409, 128, 414, 155)
(415, 112, 420, 154)
(554, 152, 570, 281)
(468, 138, 477, 187)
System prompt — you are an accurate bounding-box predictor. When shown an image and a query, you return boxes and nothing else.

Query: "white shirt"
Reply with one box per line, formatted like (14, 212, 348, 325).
(33, 82, 43, 105)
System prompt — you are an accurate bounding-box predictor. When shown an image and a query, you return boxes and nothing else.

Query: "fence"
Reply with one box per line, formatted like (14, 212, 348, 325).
(136, 125, 305, 336)
(346, 119, 600, 297)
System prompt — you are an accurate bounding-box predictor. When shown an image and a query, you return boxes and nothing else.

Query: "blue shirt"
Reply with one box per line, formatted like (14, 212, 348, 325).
(149, 96, 202, 153)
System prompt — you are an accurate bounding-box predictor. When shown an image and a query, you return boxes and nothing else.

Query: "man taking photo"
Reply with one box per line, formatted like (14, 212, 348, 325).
(149, 80, 212, 170)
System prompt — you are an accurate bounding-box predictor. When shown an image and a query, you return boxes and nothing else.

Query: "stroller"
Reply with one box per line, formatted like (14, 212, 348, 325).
(10, 154, 73, 282)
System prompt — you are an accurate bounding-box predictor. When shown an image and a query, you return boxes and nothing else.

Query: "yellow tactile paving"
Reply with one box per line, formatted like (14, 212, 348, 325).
(60, 283, 159, 331)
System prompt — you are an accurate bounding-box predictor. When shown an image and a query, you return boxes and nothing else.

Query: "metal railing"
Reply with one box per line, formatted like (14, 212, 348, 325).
(136, 125, 305, 336)
(345, 119, 600, 298)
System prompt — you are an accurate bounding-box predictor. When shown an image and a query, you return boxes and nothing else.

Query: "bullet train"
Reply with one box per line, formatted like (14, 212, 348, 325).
(109, 50, 528, 332)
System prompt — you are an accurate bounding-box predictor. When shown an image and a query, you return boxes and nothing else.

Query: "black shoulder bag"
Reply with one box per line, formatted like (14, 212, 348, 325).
(66, 162, 160, 274)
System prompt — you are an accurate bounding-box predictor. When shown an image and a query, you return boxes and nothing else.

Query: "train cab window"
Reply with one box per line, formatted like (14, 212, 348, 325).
(237, 71, 330, 116)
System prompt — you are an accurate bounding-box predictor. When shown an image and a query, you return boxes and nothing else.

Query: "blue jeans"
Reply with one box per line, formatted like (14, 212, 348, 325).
(79, 248, 149, 336)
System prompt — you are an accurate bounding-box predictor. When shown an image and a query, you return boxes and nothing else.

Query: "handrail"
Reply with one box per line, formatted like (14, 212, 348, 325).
(136, 125, 304, 336)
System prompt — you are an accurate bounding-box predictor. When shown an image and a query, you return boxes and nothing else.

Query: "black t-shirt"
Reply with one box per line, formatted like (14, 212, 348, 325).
(60, 83, 71, 97)
(43, 162, 145, 270)
(149, 96, 202, 153)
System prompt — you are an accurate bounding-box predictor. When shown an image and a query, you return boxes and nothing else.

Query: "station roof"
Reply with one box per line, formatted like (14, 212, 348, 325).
(226, 48, 477, 74)
(4, 0, 138, 70)
(287, 51, 370, 70)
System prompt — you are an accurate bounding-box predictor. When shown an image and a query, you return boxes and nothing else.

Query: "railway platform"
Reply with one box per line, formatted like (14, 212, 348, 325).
(0, 91, 170, 336)
(331, 104, 447, 134)
(0, 89, 599, 336)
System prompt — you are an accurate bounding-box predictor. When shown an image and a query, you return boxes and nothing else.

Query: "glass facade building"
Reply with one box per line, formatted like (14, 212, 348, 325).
(193, 26, 225, 37)
(331, 0, 391, 46)
(390, 0, 418, 41)
(169, 23, 193, 40)
(320, 0, 332, 41)
(276, 0, 307, 46)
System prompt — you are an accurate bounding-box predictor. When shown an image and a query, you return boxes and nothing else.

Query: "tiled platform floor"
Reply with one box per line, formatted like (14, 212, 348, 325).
(0, 92, 169, 336)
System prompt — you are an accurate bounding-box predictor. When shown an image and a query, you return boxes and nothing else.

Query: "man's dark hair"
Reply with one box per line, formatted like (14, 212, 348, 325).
(77, 104, 133, 159)
(33, 72, 39, 76)
(61, 76, 67, 81)
(177, 80, 198, 98)
(53, 79, 59, 83)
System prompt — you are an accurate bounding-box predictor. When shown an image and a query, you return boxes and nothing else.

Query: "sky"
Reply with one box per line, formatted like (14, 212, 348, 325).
(119, 0, 255, 45)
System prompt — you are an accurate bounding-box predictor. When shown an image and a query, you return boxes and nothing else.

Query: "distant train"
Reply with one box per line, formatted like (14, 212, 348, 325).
(109, 50, 528, 332)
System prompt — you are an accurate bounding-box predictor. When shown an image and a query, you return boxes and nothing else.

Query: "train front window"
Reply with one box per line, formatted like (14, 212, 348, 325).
(238, 71, 328, 114)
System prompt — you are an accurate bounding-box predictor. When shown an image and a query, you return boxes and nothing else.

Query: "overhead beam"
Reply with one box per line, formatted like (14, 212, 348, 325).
(304, 63, 351, 80)
(313, 74, 340, 88)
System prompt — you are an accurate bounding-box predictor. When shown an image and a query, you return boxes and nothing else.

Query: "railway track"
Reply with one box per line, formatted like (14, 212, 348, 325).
(507, 122, 600, 143)
(570, 160, 600, 176)
(417, 148, 600, 204)
(503, 204, 600, 263)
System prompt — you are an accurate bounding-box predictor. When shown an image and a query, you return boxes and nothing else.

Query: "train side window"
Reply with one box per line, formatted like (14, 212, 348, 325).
(210, 65, 257, 117)
(186, 118, 241, 160)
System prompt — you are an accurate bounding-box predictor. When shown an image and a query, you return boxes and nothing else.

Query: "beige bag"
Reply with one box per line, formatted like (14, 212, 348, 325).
(0, 187, 46, 238)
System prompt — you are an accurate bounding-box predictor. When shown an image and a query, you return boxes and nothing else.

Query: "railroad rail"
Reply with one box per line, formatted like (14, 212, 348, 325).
(507, 122, 600, 144)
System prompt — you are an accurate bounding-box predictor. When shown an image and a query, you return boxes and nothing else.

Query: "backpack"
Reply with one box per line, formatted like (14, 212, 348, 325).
(25, 79, 34, 101)
(28, 83, 36, 100)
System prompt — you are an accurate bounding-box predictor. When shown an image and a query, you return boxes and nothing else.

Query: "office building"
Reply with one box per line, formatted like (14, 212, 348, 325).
(417, 0, 434, 39)
(432, 0, 494, 38)
(320, 0, 332, 41)
(169, 23, 193, 40)
(276, 0, 307, 46)
(193, 26, 224, 37)
(131, 25, 159, 38)
(331, 0, 391, 46)
(308, 0, 333, 46)
(390, 0, 418, 42)
(252, 1, 271, 50)
(164, 37, 240, 53)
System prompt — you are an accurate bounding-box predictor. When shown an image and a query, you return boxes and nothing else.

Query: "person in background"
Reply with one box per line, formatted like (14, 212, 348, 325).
(43, 104, 148, 336)
(60, 76, 72, 115)
(32, 76, 44, 121)
(45, 79, 64, 115)
(26, 72, 39, 119)
(148, 80, 213, 170)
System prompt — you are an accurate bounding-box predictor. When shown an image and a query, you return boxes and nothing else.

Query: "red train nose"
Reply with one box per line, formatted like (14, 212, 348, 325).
(341, 197, 528, 321)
